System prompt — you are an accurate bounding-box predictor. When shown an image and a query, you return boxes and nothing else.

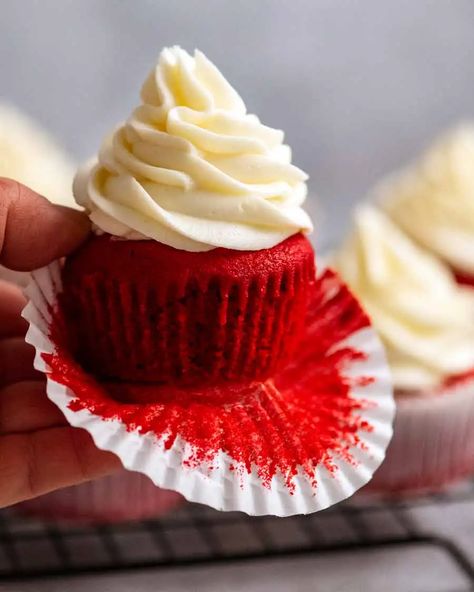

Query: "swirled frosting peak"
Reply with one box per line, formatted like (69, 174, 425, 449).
(379, 125, 474, 274)
(334, 206, 474, 391)
(74, 46, 313, 251)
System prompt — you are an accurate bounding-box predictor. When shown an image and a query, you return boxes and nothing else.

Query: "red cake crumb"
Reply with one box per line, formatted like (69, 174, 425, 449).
(454, 269, 474, 288)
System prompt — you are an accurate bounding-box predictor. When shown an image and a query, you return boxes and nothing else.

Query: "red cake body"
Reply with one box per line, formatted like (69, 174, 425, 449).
(60, 233, 315, 385)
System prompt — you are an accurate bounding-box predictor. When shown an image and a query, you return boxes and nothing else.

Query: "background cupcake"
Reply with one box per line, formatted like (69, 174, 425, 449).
(0, 102, 75, 206)
(16, 472, 183, 524)
(0, 103, 76, 286)
(333, 205, 474, 494)
(378, 125, 474, 287)
(0, 103, 184, 523)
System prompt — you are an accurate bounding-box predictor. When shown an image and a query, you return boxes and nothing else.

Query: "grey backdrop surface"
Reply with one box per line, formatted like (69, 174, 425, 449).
(1, 0, 473, 247)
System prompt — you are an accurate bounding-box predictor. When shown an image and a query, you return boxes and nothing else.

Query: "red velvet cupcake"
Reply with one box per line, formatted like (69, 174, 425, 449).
(64, 46, 314, 392)
(60, 233, 315, 387)
(22, 47, 395, 517)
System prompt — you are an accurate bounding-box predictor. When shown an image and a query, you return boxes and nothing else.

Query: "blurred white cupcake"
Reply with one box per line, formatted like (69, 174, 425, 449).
(0, 102, 75, 206)
(0, 103, 76, 284)
(0, 104, 184, 521)
(378, 125, 474, 287)
(333, 205, 474, 494)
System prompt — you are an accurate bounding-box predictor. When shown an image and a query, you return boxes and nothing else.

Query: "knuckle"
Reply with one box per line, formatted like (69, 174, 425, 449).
(0, 177, 21, 202)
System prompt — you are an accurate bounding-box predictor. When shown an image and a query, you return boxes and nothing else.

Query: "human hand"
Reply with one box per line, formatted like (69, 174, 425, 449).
(0, 178, 121, 508)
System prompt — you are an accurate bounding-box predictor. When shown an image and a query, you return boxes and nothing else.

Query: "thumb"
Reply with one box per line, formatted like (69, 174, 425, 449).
(0, 178, 90, 271)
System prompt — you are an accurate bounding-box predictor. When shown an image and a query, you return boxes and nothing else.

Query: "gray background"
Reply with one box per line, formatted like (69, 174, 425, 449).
(1, 4, 474, 590)
(2, 0, 474, 247)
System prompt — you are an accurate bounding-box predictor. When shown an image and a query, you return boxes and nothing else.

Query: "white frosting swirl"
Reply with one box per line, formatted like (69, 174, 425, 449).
(74, 47, 312, 251)
(334, 206, 474, 391)
(379, 125, 474, 274)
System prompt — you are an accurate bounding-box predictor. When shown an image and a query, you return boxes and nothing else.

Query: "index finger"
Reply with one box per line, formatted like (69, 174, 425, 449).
(0, 280, 27, 337)
(0, 177, 90, 271)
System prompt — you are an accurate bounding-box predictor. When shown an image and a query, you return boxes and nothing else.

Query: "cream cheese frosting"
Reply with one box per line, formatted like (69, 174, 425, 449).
(379, 125, 474, 275)
(0, 103, 75, 207)
(333, 206, 474, 391)
(74, 46, 313, 252)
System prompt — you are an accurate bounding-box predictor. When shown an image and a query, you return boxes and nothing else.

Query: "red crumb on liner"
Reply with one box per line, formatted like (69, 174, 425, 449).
(43, 270, 373, 492)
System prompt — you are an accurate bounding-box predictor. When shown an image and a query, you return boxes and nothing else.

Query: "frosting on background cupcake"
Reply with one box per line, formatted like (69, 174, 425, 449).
(379, 125, 474, 275)
(0, 102, 75, 206)
(74, 46, 312, 252)
(333, 206, 474, 391)
(0, 103, 76, 286)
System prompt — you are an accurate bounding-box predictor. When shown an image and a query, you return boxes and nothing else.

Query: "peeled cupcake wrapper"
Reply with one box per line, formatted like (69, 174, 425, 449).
(23, 263, 395, 517)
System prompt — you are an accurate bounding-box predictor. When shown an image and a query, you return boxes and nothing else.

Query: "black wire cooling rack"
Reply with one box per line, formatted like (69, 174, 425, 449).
(1, 480, 474, 584)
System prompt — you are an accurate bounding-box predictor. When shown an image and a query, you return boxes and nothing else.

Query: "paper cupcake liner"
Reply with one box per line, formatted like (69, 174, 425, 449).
(23, 264, 394, 517)
(14, 471, 184, 523)
(0, 266, 29, 287)
(365, 377, 474, 495)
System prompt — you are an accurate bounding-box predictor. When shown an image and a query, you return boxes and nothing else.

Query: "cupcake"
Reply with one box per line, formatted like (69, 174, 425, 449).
(379, 125, 474, 287)
(0, 106, 183, 523)
(23, 47, 395, 516)
(67, 46, 313, 386)
(0, 102, 75, 207)
(0, 103, 76, 286)
(334, 205, 474, 494)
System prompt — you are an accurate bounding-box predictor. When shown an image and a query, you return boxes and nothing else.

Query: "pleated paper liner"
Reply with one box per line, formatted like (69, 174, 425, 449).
(365, 373, 474, 495)
(23, 263, 394, 517)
